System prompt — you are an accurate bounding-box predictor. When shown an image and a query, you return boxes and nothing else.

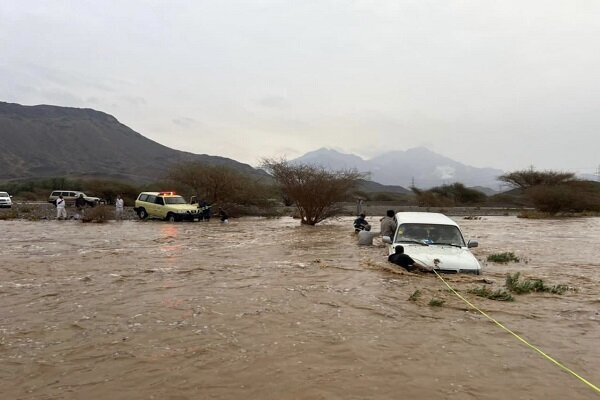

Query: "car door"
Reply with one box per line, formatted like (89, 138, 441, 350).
(154, 196, 166, 218)
(145, 195, 157, 217)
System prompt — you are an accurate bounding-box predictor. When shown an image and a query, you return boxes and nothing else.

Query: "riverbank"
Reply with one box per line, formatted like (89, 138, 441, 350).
(0, 202, 139, 221)
(0, 202, 531, 221)
(0, 201, 528, 221)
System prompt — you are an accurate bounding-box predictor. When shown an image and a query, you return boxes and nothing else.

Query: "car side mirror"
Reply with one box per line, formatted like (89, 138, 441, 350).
(467, 240, 478, 248)
(382, 236, 392, 244)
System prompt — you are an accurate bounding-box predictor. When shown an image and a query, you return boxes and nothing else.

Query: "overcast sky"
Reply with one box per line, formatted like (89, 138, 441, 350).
(2, 1, 599, 174)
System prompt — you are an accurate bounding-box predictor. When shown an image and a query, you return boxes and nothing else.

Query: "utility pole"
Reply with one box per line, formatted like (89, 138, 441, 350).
(411, 176, 415, 188)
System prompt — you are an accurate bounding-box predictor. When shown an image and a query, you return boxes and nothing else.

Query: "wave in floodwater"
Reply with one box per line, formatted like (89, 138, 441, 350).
(0, 216, 599, 399)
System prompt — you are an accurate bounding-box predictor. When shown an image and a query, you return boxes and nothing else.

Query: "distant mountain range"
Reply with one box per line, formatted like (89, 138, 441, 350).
(0, 101, 504, 193)
(292, 147, 504, 189)
(0, 102, 265, 182)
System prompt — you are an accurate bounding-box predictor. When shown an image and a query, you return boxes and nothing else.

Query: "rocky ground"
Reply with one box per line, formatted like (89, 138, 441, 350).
(0, 203, 139, 221)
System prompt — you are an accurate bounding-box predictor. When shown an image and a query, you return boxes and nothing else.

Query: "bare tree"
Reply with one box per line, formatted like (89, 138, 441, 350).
(168, 161, 244, 203)
(498, 169, 576, 189)
(262, 158, 365, 225)
(167, 161, 269, 204)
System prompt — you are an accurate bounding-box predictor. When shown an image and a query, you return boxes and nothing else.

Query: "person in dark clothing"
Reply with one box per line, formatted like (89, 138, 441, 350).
(74, 193, 87, 219)
(199, 200, 211, 221)
(388, 245, 417, 271)
(75, 194, 87, 209)
(218, 208, 229, 223)
(353, 213, 371, 232)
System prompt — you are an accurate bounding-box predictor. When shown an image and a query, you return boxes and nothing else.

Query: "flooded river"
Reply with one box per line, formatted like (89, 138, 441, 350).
(1, 216, 598, 399)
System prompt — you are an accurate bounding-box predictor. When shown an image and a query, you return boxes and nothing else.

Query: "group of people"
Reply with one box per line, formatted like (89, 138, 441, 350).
(54, 194, 230, 223)
(353, 206, 429, 272)
(353, 208, 396, 238)
(55, 194, 124, 220)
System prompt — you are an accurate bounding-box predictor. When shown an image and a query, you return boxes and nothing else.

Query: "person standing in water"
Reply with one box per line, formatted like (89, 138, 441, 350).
(218, 208, 229, 223)
(56, 195, 67, 220)
(115, 194, 124, 220)
(353, 213, 371, 232)
(380, 209, 397, 239)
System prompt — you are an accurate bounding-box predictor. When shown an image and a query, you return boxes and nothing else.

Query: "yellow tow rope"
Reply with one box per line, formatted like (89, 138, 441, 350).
(432, 269, 600, 395)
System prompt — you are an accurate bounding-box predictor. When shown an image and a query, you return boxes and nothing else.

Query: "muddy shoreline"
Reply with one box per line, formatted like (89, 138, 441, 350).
(0, 202, 527, 221)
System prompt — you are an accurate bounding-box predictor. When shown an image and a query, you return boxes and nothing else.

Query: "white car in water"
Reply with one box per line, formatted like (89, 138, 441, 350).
(0, 191, 13, 208)
(382, 212, 481, 274)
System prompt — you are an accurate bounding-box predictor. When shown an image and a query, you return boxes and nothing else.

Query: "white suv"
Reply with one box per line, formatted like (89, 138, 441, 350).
(0, 192, 12, 208)
(48, 190, 103, 206)
(383, 212, 481, 274)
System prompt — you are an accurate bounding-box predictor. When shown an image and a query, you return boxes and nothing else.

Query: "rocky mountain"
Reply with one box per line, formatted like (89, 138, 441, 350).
(356, 179, 410, 195)
(292, 147, 503, 189)
(0, 102, 265, 182)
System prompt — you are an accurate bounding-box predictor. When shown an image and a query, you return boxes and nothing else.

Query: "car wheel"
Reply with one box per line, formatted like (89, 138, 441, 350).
(166, 213, 176, 222)
(138, 209, 148, 219)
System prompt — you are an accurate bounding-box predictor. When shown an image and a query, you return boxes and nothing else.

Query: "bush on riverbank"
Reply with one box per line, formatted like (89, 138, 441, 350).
(81, 205, 109, 223)
(411, 183, 487, 207)
(497, 168, 600, 215)
(527, 181, 600, 214)
(487, 252, 520, 263)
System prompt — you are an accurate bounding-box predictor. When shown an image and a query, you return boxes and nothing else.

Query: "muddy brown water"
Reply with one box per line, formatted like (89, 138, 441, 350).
(1, 216, 598, 399)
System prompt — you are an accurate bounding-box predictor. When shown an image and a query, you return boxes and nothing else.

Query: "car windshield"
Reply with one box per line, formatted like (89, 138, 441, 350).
(0, 192, 8, 197)
(164, 196, 187, 205)
(395, 223, 466, 247)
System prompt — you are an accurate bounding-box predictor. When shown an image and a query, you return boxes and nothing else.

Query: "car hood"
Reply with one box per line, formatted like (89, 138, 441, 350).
(391, 243, 481, 272)
(168, 204, 200, 212)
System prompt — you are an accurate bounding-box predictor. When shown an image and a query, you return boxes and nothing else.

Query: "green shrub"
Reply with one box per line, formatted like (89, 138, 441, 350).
(527, 182, 600, 214)
(412, 183, 486, 207)
(505, 272, 568, 295)
(408, 290, 421, 302)
(428, 298, 445, 307)
(487, 252, 520, 263)
(468, 286, 514, 301)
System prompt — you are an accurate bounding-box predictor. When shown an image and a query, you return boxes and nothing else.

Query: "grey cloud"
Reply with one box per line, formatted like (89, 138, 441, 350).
(39, 88, 83, 106)
(172, 117, 197, 128)
(257, 96, 290, 109)
(119, 96, 147, 107)
(3, 1, 600, 170)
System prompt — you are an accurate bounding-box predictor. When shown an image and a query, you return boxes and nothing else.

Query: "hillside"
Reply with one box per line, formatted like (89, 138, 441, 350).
(292, 147, 503, 189)
(0, 102, 265, 182)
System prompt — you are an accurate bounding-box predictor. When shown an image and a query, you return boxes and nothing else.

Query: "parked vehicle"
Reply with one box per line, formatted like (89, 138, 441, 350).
(48, 190, 104, 206)
(382, 212, 481, 274)
(133, 191, 202, 221)
(0, 191, 13, 208)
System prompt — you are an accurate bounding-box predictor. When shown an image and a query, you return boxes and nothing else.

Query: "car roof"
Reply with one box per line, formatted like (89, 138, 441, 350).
(140, 192, 182, 197)
(394, 212, 459, 227)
